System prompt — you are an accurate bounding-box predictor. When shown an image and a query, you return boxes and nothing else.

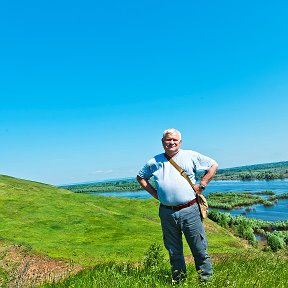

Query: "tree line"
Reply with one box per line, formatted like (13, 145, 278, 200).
(61, 161, 288, 193)
(213, 161, 288, 180)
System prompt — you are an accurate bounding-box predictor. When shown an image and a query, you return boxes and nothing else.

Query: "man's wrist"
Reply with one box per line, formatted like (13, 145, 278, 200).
(199, 183, 206, 191)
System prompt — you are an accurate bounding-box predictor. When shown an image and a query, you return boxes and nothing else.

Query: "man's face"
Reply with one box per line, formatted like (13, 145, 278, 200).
(162, 132, 182, 156)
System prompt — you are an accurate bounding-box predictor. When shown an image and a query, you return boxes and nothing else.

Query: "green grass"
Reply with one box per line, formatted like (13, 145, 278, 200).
(0, 268, 9, 288)
(42, 251, 288, 288)
(2, 174, 287, 287)
(0, 175, 243, 267)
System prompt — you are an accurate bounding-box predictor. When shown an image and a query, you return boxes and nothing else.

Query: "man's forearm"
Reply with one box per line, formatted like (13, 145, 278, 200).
(200, 163, 218, 186)
(194, 163, 218, 195)
(136, 175, 158, 200)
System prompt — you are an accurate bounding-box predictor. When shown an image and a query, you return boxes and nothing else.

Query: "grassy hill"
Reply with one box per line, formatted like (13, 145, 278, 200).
(0, 174, 287, 287)
(0, 174, 243, 262)
(0, 174, 247, 286)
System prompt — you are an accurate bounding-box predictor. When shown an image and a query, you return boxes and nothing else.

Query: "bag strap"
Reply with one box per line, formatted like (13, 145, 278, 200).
(164, 153, 196, 192)
(164, 153, 207, 220)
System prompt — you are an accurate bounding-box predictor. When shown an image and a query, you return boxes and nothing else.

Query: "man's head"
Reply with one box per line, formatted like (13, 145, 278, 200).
(162, 128, 182, 157)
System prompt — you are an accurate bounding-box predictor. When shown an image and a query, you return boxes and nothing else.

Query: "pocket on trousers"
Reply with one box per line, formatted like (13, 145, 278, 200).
(199, 232, 208, 250)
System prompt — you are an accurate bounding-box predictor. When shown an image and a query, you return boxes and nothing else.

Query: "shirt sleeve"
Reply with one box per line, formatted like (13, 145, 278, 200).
(194, 152, 217, 171)
(138, 162, 153, 180)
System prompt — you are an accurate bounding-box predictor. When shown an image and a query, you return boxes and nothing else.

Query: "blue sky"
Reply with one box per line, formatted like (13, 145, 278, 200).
(1, 1, 288, 185)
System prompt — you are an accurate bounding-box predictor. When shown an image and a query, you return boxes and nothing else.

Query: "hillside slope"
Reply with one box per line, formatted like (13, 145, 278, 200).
(1, 175, 287, 287)
(0, 174, 245, 266)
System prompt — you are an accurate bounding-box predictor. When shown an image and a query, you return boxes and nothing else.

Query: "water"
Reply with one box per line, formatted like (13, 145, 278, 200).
(219, 199, 288, 222)
(204, 179, 288, 196)
(89, 179, 288, 222)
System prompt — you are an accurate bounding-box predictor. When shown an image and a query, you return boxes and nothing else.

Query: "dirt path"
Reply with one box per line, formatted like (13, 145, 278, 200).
(0, 241, 82, 287)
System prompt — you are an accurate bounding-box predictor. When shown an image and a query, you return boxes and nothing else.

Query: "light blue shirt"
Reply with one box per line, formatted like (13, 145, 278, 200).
(138, 149, 217, 206)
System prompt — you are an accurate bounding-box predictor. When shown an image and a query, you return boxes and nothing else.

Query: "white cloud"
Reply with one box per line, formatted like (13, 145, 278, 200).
(90, 170, 113, 174)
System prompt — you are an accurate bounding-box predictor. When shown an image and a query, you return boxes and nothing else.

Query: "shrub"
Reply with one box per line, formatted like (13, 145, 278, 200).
(267, 233, 285, 252)
(142, 243, 165, 271)
(235, 222, 257, 246)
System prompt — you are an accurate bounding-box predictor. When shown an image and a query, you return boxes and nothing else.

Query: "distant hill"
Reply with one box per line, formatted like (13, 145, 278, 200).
(213, 161, 288, 180)
(62, 161, 288, 193)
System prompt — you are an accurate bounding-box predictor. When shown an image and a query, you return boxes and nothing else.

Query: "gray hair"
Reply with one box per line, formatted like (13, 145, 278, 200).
(162, 128, 182, 140)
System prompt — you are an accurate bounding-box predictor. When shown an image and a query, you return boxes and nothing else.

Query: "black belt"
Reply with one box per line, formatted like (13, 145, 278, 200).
(160, 198, 197, 211)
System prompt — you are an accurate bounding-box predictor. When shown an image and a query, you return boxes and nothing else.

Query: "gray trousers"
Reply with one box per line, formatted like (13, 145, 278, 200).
(159, 202, 213, 281)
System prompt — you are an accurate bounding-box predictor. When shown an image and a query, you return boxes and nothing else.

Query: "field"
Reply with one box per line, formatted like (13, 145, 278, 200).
(0, 174, 287, 287)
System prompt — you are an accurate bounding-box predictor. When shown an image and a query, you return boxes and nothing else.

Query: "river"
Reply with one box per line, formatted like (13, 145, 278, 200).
(88, 179, 288, 222)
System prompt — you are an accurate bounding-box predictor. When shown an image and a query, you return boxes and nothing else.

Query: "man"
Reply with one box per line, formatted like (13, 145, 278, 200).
(137, 128, 218, 283)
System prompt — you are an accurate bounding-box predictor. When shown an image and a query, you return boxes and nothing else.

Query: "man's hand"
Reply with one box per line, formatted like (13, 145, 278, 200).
(194, 184, 203, 195)
(137, 175, 158, 200)
(194, 163, 218, 194)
